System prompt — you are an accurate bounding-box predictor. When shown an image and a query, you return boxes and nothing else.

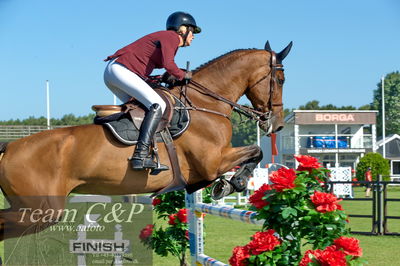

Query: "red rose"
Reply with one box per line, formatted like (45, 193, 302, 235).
(300, 250, 318, 266)
(317, 248, 347, 266)
(177, 208, 188, 223)
(168, 213, 177, 225)
(152, 198, 162, 206)
(295, 155, 322, 171)
(139, 224, 154, 241)
(249, 183, 272, 209)
(269, 168, 297, 192)
(229, 245, 251, 266)
(311, 191, 343, 213)
(247, 230, 281, 255)
(301, 247, 347, 266)
(333, 236, 363, 257)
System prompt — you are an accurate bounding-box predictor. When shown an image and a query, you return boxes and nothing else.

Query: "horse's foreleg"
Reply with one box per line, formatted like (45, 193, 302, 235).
(211, 145, 263, 199)
(218, 144, 263, 175)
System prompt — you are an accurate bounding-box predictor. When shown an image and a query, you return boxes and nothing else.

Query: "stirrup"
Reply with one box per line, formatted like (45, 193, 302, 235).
(130, 157, 169, 173)
(150, 164, 169, 175)
(149, 141, 169, 175)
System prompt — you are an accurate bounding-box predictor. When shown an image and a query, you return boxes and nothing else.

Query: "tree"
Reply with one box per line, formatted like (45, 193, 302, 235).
(298, 100, 358, 110)
(372, 71, 400, 137)
(298, 100, 321, 110)
(283, 107, 293, 118)
(0, 114, 96, 126)
(356, 152, 390, 181)
(358, 104, 372, 110)
(231, 111, 257, 147)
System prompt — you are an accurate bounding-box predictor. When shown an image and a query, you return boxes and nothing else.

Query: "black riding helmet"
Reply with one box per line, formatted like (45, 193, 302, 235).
(166, 11, 201, 34)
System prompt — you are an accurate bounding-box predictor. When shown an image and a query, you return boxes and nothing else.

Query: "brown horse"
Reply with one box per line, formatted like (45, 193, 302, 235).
(0, 41, 292, 240)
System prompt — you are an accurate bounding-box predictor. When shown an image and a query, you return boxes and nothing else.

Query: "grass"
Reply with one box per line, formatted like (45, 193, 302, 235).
(341, 186, 400, 234)
(154, 186, 400, 265)
(153, 214, 400, 266)
(1, 187, 400, 265)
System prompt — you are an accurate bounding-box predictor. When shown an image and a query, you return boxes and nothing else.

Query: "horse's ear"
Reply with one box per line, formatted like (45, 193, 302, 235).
(277, 41, 293, 62)
(264, 41, 272, 52)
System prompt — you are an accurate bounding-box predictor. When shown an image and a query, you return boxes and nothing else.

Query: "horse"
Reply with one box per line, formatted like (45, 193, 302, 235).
(0, 41, 292, 240)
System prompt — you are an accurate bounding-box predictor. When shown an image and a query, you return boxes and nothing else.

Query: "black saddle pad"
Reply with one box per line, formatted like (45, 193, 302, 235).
(94, 95, 190, 145)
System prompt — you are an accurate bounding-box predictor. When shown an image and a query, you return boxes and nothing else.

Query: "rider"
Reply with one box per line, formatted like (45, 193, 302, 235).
(104, 11, 201, 172)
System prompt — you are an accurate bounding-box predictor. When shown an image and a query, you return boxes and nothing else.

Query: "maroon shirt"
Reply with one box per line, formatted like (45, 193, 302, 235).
(105, 30, 185, 80)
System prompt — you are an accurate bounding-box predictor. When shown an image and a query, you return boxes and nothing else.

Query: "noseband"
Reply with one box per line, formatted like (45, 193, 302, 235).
(183, 51, 284, 124)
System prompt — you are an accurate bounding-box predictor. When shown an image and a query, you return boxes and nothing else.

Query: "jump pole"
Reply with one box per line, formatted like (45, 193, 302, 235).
(186, 191, 264, 266)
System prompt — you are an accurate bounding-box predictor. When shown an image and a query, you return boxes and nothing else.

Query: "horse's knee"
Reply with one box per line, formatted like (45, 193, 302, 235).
(248, 144, 263, 159)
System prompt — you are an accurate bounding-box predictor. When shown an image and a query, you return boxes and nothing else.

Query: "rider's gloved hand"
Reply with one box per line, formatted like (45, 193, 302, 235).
(161, 72, 179, 84)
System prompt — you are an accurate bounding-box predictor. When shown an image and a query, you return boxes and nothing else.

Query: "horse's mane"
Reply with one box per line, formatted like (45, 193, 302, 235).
(193, 48, 258, 73)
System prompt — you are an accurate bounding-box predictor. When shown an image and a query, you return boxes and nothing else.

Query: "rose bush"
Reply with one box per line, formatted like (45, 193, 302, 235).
(139, 188, 211, 266)
(139, 224, 154, 242)
(230, 155, 366, 265)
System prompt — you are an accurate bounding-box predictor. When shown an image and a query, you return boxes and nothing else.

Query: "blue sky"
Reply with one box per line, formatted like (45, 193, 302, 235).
(0, 0, 399, 120)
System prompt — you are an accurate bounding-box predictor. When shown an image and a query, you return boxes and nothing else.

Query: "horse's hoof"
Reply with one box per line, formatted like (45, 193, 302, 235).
(210, 178, 235, 200)
(230, 175, 248, 192)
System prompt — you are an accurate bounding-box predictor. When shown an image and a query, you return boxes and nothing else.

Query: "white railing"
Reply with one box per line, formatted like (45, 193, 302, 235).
(186, 191, 264, 266)
(282, 135, 374, 150)
(0, 125, 68, 140)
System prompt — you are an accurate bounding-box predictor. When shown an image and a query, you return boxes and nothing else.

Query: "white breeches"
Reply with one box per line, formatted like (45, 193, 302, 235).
(103, 59, 166, 112)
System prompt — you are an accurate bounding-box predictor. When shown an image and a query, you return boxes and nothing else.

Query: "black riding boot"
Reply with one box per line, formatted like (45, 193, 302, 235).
(130, 104, 169, 172)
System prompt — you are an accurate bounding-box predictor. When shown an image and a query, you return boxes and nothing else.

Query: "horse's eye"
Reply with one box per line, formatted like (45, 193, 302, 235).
(278, 78, 285, 85)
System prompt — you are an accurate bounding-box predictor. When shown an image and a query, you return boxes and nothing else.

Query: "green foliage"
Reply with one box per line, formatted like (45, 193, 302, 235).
(358, 104, 372, 110)
(298, 100, 362, 110)
(372, 71, 400, 137)
(0, 113, 96, 126)
(152, 191, 185, 218)
(255, 168, 349, 263)
(356, 152, 390, 181)
(231, 157, 366, 265)
(231, 111, 257, 147)
(230, 107, 294, 147)
(140, 191, 188, 266)
(283, 108, 293, 118)
(140, 188, 211, 266)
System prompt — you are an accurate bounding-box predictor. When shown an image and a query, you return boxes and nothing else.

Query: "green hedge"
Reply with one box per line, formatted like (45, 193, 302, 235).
(356, 152, 390, 181)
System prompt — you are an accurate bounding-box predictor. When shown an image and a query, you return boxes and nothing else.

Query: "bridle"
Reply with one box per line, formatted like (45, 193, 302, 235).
(181, 50, 284, 125)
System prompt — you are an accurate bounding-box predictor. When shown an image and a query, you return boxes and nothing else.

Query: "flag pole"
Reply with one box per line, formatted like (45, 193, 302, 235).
(257, 121, 260, 168)
(46, 80, 50, 129)
(382, 76, 386, 159)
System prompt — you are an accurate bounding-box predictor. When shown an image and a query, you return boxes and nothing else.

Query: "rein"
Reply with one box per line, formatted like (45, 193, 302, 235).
(187, 80, 267, 122)
(179, 51, 284, 123)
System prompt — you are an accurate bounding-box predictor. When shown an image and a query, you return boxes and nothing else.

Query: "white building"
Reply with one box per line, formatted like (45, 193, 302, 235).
(376, 134, 400, 180)
(261, 110, 378, 170)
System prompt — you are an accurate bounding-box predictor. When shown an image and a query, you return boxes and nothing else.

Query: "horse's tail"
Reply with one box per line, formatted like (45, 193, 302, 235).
(0, 142, 8, 162)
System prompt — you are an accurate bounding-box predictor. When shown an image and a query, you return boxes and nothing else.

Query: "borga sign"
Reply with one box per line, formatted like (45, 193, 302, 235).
(315, 114, 355, 122)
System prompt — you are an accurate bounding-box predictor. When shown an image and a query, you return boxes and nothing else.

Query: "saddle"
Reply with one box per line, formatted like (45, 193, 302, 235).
(93, 88, 173, 131)
(92, 88, 189, 196)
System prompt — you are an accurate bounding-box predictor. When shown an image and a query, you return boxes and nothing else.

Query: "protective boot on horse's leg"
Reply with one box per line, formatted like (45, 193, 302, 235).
(130, 103, 169, 172)
(211, 145, 263, 200)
